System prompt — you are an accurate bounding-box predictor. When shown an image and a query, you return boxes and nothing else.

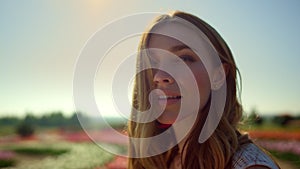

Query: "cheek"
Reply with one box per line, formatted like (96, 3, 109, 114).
(193, 66, 211, 106)
(195, 70, 210, 89)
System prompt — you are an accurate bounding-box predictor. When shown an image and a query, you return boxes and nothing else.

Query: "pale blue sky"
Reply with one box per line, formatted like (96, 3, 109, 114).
(1, 0, 299, 117)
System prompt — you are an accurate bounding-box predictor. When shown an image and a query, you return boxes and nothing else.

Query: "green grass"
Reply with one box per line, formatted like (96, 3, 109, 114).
(270, 150, 300, 168)
(238, 121, 300, 132)
(13, 147, 69, 156)
(0, 159, 16, 168)
(0, 125, 15, 136)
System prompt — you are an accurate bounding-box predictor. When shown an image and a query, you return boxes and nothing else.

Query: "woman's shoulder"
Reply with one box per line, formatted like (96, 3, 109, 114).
(232, 143, 280, 169)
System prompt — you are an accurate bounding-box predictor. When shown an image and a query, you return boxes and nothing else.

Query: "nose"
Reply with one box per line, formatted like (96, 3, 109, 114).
(153, 70, 174, 85)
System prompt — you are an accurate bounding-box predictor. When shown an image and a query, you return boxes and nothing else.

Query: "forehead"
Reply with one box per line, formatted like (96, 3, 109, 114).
(146, 21, 222, 69)
(147, 34, 185, 50)
(147, 21, 206, 51)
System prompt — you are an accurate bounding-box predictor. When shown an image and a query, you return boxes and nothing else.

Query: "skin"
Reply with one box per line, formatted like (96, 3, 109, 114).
(147, 33, 212, 124)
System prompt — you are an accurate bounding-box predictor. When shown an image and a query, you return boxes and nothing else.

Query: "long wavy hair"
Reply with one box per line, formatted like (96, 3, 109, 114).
(127, 11, 248, 169)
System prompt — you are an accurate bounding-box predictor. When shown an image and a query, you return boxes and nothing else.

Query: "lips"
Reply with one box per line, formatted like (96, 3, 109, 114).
(156, 90, 182, 105)
(158, 95, 182, 100)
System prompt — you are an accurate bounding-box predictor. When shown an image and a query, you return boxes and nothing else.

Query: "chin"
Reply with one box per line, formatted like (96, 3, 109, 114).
(157, 116, 176, 124)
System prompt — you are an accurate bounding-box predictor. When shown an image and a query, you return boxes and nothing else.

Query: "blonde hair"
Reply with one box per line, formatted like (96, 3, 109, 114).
(128, 11, 248, 169)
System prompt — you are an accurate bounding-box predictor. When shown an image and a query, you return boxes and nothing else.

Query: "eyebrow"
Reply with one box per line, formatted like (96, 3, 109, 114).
(169, 44, 192, 52)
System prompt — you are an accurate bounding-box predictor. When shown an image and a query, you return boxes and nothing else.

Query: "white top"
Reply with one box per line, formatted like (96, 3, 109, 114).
(232, 143, 279, 169)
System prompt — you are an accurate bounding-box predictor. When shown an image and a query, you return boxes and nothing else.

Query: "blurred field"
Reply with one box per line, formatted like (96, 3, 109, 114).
(0, 112, 299, 169)
(0, 112, 127, 169)
(0, 129, 124, 169)
(240, 114, 300, 169)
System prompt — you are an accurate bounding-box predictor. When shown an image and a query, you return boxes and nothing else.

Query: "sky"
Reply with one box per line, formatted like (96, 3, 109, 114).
(1, 0, 300, 117)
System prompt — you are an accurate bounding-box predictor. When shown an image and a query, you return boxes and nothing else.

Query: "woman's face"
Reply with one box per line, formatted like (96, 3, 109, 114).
(147, 24, 212, 124)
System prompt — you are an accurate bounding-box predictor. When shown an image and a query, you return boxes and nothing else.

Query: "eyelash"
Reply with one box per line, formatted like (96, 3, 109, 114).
(149, 55, 195, 66)
(179, 55, 195, 62)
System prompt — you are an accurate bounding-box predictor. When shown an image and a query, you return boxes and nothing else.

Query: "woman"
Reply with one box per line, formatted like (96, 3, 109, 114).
(127, 11, 279, 169)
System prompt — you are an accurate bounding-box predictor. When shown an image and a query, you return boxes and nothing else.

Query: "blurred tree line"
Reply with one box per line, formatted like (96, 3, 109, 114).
(247, 109, 300, 127)
(0, 112, 83, 128)
(0, 112, 127, 137)
(0, 112, 84, 137)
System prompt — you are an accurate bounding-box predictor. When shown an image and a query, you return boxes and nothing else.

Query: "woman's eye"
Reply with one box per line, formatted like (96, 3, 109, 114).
(179, 55, 195, 62)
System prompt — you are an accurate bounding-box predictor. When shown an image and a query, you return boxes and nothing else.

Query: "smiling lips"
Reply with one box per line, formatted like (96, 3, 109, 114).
(157, 94, 182, 105)
(158, 95, 182, 99)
